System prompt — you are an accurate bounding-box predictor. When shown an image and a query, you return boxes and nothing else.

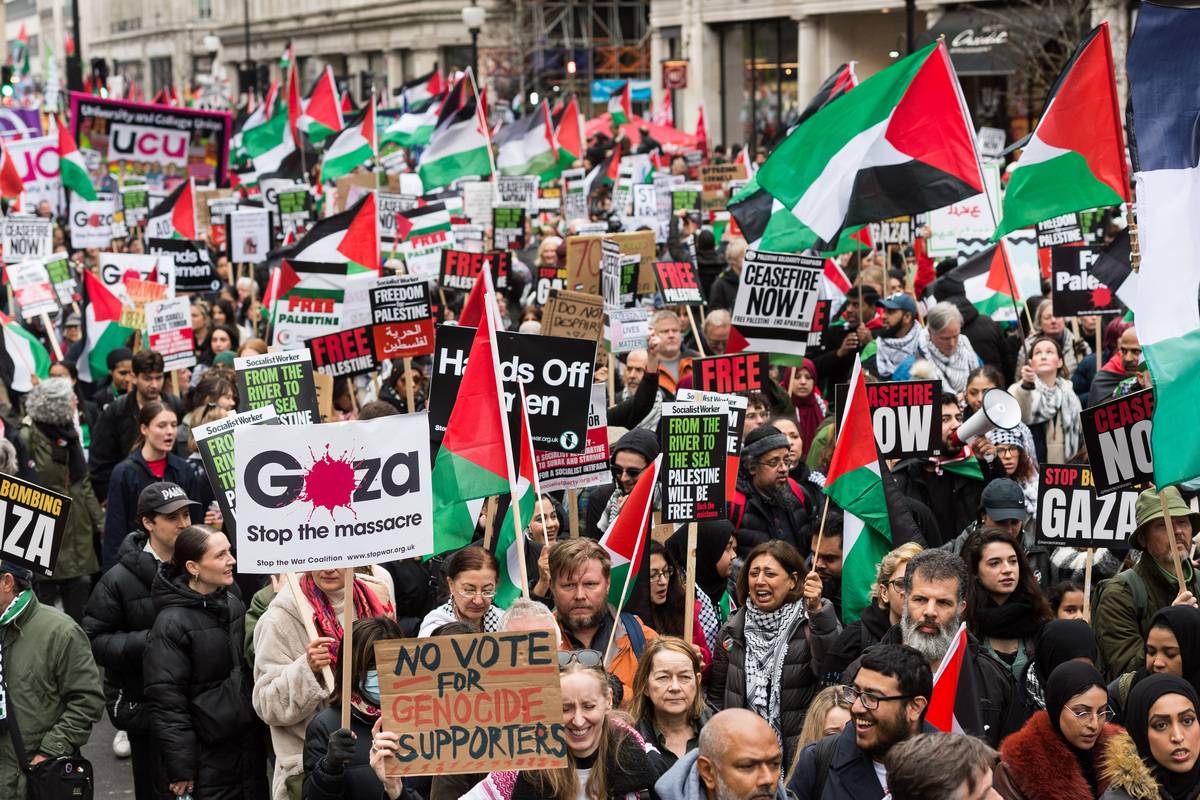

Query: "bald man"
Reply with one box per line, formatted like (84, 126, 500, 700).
(655, 708, 787, 800)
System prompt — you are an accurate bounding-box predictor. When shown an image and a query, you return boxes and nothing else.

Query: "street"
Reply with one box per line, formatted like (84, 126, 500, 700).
(81, 713, 133, 799)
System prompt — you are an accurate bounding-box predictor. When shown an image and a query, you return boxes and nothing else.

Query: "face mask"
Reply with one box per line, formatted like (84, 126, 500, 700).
(362, 669, 380, 705)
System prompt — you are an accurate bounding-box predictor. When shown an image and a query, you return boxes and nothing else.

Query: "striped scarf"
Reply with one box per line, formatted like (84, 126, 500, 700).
(0, 589, 32, 727)
(915, 326, 979, 393)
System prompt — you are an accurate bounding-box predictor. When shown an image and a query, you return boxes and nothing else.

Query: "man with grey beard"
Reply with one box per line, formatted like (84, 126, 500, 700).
(655, 709, 789, 800)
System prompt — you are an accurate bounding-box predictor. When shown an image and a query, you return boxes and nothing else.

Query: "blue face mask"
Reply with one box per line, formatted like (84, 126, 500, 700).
(362, 670, 380, 705)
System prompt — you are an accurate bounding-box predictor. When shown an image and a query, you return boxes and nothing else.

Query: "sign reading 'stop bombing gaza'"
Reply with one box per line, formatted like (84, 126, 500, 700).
(730, 250, 822, 356)
(1035, 464, 1135, 550)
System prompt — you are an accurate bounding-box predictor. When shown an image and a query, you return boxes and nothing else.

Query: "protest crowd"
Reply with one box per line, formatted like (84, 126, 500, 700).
(3, 6, 1200, 800)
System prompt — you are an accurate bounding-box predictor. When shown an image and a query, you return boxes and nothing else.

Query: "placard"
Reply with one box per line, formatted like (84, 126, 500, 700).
(374, 630, 566, 776)
(833, 380, 940, 459)
(542, 288, 603, 342)
(308, 326, 379, 378)
(147, 238, 220, 294)
(632, 184, 657, 218)
(1035, 464, 1135, 550)
(1051, 245, 1122, 317)
(653, 260, 703, 305)
(601, 239, 626, 310)
(1080, 388, 1154, 496)
(731, 250, 822, 356)
(693, 352, 769, 394)
(277, 186, 312, 234)
(605, 307, 649, 354)
(492, 205, 526, 250)
(235, 350, 322, 425)
(677, 389, 747, 504)
(496, 175, 539, 214)
(439, 249, 510, 292)
(120, 185, 150, 226)
(43, 255, 78, 306)
(7, 136, 66, 214)
(398, 203, 455, 281)
(561, 168, 588, 221)
(3, 218, 52, 264)
(234, 414, 434, 572)
(535, 384, 611, 492)
(370, 275, 435, 360)
(270, 261, 346, 350)
(869, 216, 912, 245)
(7, 259, 59, 319)
(193, 406, 280, 528)
(534, 257, 568, 306)
(565, 235, 603, 295)
(671, 185, 701, 211)
(0, 472, 72, 577)
(69, 191, 119, 249)
(461, 180, 494, 225)
(660, 402, 727, 523)
(228, 209, 272, 264)
(1036, 213, 1084, 249)
(377, 191, 421, 247)
(145, 297, 197, 371)
(119, 278, 168, 330)
(98, 252, 174, 304)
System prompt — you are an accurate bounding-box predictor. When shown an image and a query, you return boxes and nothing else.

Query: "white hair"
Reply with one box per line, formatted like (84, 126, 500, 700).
(925, 301, 963, 335)
(499, 597, 561, 647)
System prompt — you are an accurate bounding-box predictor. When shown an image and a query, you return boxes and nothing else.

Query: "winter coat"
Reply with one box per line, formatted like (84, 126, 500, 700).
(789, 720, 938, 800)
(18, 420, 103, 579)
(103, 449, 209, 570)
(144, 570, 266, 800)
(1090, 354, 1128, 407)
(945, 294, 1009, 381)
(607, 370, 661, 430)
(696, 248, 726, 302)
(731, 471, 814, 558)
(889, 457, 997, 547)
(82, 531, 163, 733)
(706, 600, 841, 767)
(557, 608, 659, 704)
(657, 747, 791, 800)
(302, 704, 423, 800)
(708, 267, 740, 312)
(993, 710, 1121, 800)
(1098, 729, 1185, 800)
(88, 390, 185, 500)
(821, 602, 892, 686)
(0, 594, 105, 800)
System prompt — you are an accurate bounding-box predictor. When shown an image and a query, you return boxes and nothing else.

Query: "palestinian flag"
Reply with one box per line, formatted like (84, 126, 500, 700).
(823, 359, 891, 623)
(495, 102, 558, 179)
(794, 62, 859, 129)
(145, 179, 197, 240)
(380, 106, 439, 149)
(272, 192, 380, 274)
(554, 95, 584, 170)
(758, 42, 983, 252)
(600, 453, 661, 611)
(298, 65, 344, 145)
(321, 98, 376, 181)
(927, 623, 983, 736)
(243, 87, 296, 174)
(0, 312, 50, 393)
(398, 67, 443, 112)
(1089, 228, 1138, 311)
(399, 202, 451, 243)
(259, 147, 308, 185)
(77, 271, 134, 385)
(728, 175, 870, 256)
(607, 82, 632, 127)
(494, 387, 538, 606)
(993, 23, 1129, 240)
(418, 80, 491, 190)
(936, 241, 1024, 322)
(56, 116, 95, 200)
(286, 51, 303, 147)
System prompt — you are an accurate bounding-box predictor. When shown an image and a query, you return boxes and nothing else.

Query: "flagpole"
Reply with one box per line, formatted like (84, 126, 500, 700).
(604, 454, 661, 659)
(465, 68, 499, 204)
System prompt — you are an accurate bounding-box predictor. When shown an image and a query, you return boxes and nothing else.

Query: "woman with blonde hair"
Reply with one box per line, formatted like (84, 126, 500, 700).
(795, 686, 853, 751)
(628, 637, 709, 766)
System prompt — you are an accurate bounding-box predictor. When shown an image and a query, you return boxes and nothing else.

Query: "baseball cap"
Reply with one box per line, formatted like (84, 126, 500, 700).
(136, 482, 199, 520)
(981, 478, 1028, 523)
(877, 293, 917, 315)
(64, 313, 82, 327)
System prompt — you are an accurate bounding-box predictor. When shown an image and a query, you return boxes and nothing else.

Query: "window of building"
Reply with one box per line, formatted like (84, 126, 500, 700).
(151, 56, 172, 95)
(198, 0, 212, 19)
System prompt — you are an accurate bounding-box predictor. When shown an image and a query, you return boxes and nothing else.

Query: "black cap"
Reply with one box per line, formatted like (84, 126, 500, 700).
(981, 478, 1028, 523)
(0, 561, 33, 581)
(136, 482, 200, 520)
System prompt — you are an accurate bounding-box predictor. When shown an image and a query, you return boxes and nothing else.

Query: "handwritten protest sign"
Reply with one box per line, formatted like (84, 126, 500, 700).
(1081, 388, 1154, 496)
(660, 402, 727, 523)
(375, 630, 567, 776)
(1036, 464, 1135, 550)
(542, 289, 603, 342)
(119, 277, 169, 329)
(370, 275, 435, 360)
(731, 250, 822, 356)
(694, 352, 769, 394)
(234, 414, 434, 572)
(146, 297, 197, 371)
(3, 218, 52, 264)
(235, 350, 322, 425)
(7, 260, 59, 319)
(193, 407, 279, 528)
(0, 473, 71, 577)
(535, 384, 610, 492)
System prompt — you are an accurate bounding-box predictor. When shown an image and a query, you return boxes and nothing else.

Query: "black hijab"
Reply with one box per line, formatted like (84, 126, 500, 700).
(1125, 674, 1200, 800)
(1150, 606, 1200, 690)
(1045, 661, 1106, 736)
(1034, 619, 1099, 687)
(667, 520, 733, 608)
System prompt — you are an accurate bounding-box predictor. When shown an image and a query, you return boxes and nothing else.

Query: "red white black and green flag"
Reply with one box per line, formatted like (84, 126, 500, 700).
(272, 191, 380, 274)
(600, 452, 661, 612)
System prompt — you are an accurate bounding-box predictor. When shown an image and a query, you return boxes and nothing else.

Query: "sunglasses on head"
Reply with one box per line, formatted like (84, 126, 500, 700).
(558, 649, 604, 669)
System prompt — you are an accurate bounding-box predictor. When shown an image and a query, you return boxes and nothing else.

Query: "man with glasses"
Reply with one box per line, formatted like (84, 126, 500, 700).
(789, 644, 934, 800)
(583, 428, 660, 539)
(1090, 326, 1141, 403)
(729, 425, 813, 558)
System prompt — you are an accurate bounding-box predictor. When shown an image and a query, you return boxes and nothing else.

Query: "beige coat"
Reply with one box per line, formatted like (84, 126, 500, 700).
(251, 569, 393, 800)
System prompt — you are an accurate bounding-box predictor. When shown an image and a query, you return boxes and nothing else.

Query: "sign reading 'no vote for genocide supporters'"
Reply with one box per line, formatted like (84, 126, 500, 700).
(375, 630, 567, 776)
(1081, 387, 1155, 496)
(694, 352, 770, 394)
(234, 414, 434, 573)
(193, 406, 279, 528)
(0, 472, 71, 577)
(235, 350, 322, 425)
(660, 402, 727, 523)
(1036, 464, 1135, 550)
(731, 250, 822, 357)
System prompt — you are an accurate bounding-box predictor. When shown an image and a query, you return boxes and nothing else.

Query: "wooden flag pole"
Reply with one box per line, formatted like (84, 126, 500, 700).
(1095, 320, 1103, 368)
(683, 521, 698, 645)
(41, 312, 63, 360)
(1158, 486, 1189, 592)
(1083, 548, 1094, 623)
(607, 351, 616, 406)
(686, 306, 707, 358)
(339, 567, 355, 728)
(481, 496, 498, 551)
(567, 488, 580, 538)
(812, 496, 831, 565)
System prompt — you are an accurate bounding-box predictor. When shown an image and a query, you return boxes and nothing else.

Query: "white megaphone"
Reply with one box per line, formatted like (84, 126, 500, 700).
(949, 388, 1021, 449)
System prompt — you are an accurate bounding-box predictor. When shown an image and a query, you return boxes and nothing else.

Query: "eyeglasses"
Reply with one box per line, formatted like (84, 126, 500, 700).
(1068, 706, 1116, 723)
(886, 579, 906, 592)
(836, 685, 916, 710)
(650, 567, 674, 582)
(454, 588, 497, 600)
(760, 456, 795, 470)
(558, 649, 604, 668)
(611, 465, 643, 480)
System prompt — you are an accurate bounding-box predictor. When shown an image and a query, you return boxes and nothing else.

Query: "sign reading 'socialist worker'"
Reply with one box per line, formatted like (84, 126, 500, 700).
(0, 472, 72, 576)
(193, 406, 279, 528)
(1080, 387, 1154, 496)
(1035, 464, 1135, 550)
(235, 350, 322, 425)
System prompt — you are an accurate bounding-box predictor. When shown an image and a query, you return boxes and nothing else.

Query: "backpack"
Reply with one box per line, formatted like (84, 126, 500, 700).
(620, 612, 646, 658)
(1093, 568, 1153, 640)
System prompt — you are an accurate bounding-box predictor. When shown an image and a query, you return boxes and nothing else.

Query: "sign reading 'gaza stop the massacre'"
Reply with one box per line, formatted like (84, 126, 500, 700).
(0, 472, 72, 577)
(1081, 388, 1154, 496)
(660, 401, 728, 523)
(234, 414, 434, 573)
(1036, 464, 1135, 550)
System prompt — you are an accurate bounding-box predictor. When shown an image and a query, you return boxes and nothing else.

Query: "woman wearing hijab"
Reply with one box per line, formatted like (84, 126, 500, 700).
(1109, 606, 1200, 723)
(993, 662, 1122, 799)
(1100, 674, 1200, 800)
(1026, 619, 1100, 710)
(666, 520, 738, 649)
(780, 361, 826, 460)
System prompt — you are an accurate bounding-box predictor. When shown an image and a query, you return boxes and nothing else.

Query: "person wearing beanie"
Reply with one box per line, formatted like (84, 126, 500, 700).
(584, 428, 660, 540)
(728, 425, 813, 559)
(17, 378, 103, 624)
(1096, 486, 1200, 681)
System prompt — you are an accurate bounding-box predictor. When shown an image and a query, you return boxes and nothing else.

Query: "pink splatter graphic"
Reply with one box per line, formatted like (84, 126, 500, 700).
(1091, 286, 1112, 309)
(298, 446, 358, 520)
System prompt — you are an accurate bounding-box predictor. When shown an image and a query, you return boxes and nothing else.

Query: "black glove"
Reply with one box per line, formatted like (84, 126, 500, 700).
(322, 727, 357, 773)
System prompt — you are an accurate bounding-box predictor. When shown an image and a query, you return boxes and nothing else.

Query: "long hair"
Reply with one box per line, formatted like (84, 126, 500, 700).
(795, 685, 852, 750)
(735, 540, 806, 608)
(333, 615, 404, 705)
(627, 636, 704, 729)
(963, 527, 1053, 631)
(130, 400, 176, 454)
(647, 540, 687, 637)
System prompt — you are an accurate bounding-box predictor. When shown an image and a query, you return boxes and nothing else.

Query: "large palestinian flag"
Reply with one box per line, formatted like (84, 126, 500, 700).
(554, 95, 584, 171)
(495, 102, 558, 179)
(994, 23, 1129, 240)
(380, 106, 439, 149)
(418, 81, 491, 190)
(758, 42, 983, 252)
(77, 270, 134, 385)
(272, 192, 380, 274)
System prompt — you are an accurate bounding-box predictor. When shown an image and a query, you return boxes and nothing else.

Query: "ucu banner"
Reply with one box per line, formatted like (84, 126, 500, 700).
(6, 136, 63, 213)
(108, 124, 190, 167)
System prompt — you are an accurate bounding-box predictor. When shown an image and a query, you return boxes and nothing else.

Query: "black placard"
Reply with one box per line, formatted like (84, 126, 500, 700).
(833, 380, 940, 459)
(1036, 213, 1084, 249)
(1080, 387, 1155, 496)
(147, 237, 221, 293)
(659, 402, 728, 523)
(1035, 463, 1135, 550)
(1051, 245, 1122, 317)
(439, 249, 511, 291)
(0, 473, 71, 577)
(307, 325, 379, 378)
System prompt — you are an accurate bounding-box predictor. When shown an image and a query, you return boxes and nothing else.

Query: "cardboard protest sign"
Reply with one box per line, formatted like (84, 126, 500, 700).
(43, 255, 78, 306)
(605, 307, 649, 354)
(428, 325, 595, 452)
(234, 414, 434, 572)
(653, 260, 703, 305)
(677, 389, 747, 504)
(148, 238, 221, 294)
(0, 473, 72, 577)
(1051, 245, 1123, 317)
(731, 250, 822, 357)
(1036, 464, 1135, 550)
(565, 235, 603, 295)
(228, 209, 272, 264)
(1081, 388, 1154, 496)
(145, 297, 197, 371)
(542, 289, 603, 342)
(660, 402, 727, 523)
(439, 250, 510, 292)
(492, 205, 526, 250)
(535, 384, 611, 492)
(615, 230, 659, 296)
(694, 352, 769, 394)
(375, 629, 566, 776)
(308, 326, 379, 378)
(193, 407, 279, 528)
(7, 260, 59, 319)
(69, 192, 120, 249)
(1036, 213, 1084, 249)
(370, 276, 435, 360)
(235, 350, 322, 425)
(3, 218, 52, 264)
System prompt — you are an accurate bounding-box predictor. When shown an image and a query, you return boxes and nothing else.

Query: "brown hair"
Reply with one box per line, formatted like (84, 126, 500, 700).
(549, 537, 611, 584)
(963, 527, 1053, 630)
(735, 540, 806, 607)
(169, 525, 218, 578)
(131, 400, 177, 454)
(443, 545, 499, 582)
(628, 637, 704, 728)
(334, 615, 404, 705)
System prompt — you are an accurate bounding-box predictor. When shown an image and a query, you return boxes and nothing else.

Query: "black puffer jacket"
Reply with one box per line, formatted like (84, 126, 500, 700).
(706, 600, 841, 769)
(82, 530, 161, 733)
(821, 602, 893, 686)
(303, 705, 423, 800)
(144, 569, 266, 800)
(730, 471, 813, 558)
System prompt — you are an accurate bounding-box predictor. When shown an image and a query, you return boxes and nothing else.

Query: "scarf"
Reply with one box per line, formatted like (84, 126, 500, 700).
(915, 326, 979, 393)
(0, 589, 32, 729)
(973, 594, 1042, 641)
(875, 322, 922, 376)
(1025, 378, 1083, 458)
(433, 597, 504, 633)
(1125, 675, 1200, 800)
(622, 385, 662, 431)
(743, 600, 805, 737)
(783, 361, 826, 459)
(35, 421, 87, 483)
(301, 574, 394, 668)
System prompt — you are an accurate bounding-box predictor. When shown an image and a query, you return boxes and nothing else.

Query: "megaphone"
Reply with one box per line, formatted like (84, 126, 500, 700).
(949, 388, 1021, 449)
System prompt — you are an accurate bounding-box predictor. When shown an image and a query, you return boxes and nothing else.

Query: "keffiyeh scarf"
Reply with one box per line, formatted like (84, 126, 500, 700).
(876, 323, 922, 377)
(915, 326, 979, 393)
(743, 600, 806, 737)
(435, 597, 504, 633)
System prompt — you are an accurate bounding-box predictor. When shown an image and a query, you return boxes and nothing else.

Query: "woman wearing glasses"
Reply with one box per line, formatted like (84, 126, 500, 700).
(706, 539, 837, 768)
(418, 546, 504, 637)
(645, 541, 711, 670)
(993, 662, 1122, 799)
(1100, 674, 1200, 800)
(628, 637, 709, 767)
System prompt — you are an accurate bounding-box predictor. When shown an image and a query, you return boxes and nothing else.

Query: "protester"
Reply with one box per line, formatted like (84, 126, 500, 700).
(780, 361, 826, 460)
(527, 494, 564, 597)
(1090, 326, 1141, 405)
(655, 708, 789, 800)
(628, 636, 710, 766)
(1107, 606, 1200, 721)
(651, 310, 696, 398)
(944, 479, 1050, 591)
(666, 520, 738, 639)
(730, 425, 814, 556)
(873, 293, 922, 379)
(646, 541, 712, 666)
(1015, 300, 1080, 377)
(984, 429, 1039, 514)
(615, 347, 663, 431)
(1023, 618, 1100, 711)
(418, 545, 503, 636)
(884, 732, 999, 800)
(891, 301, 982, 393)
(795, 686, 853, 750)
(701, 309, 731, 355)
(1048, 581, 1088, 620)
(584, 428, 660, 539)
(1100, 674, 1200, 800)
(90, 347, 135, 412)
(1010, 335, 1083, 463)
(708, 238, 745, 312)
